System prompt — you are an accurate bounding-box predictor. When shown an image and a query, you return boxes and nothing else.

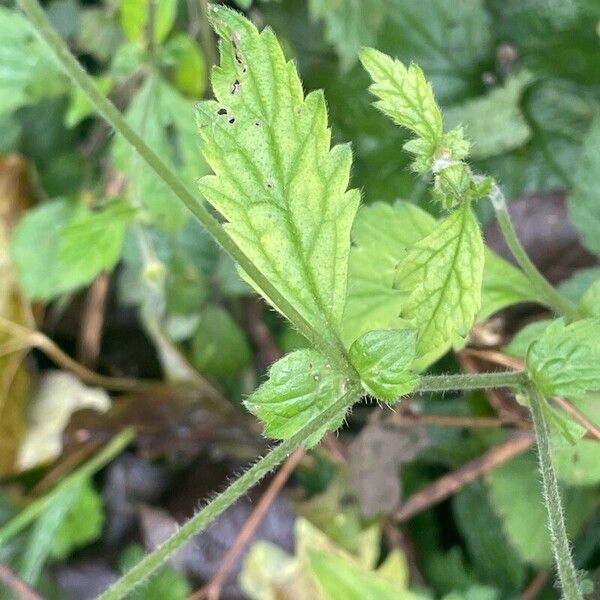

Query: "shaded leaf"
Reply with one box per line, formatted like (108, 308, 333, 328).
(120, 0, 177, 46)
(569, 116, 600, 257)
(444, 72, 533, 159)
(309, 0, 387, 71)
(191, 305, 252, 376)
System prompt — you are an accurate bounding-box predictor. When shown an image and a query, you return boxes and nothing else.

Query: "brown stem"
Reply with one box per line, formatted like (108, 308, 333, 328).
(0, 563, 45, 600)
(78, 271, 110, 369)
(188, 447, 305, 600)
(392, 432, 534, 523)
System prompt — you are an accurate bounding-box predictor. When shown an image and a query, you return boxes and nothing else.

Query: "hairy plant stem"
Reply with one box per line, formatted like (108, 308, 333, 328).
(16, 0, 352, 377)
(97, 385, 361, 600)
(416, 370, 527, 393)
(489, 183, 579, 320)
(0, 430, 134, 546)
(526, 383, 583, 600)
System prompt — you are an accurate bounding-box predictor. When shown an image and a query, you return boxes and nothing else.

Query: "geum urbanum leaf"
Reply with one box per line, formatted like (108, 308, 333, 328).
(244, 350, 352, 446)
(526, 318, 600, 399)
(393, 201, 484, 367)
(348, 329, 418, 402)
(197, 5, 360, 349)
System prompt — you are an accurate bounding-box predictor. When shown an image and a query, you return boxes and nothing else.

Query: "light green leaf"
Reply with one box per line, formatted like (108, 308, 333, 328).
(348, 329, 418, 402)
(526, 318, 600, 398)
(444, 72, 534, 159)
(479, 250, 539, 321)
(309, 549, 425, 600)
(342, 201, 436, 347)
(191, 305, 252, 376)
(503, 319, 552, 358)
(120, 0, 177, 46)
(197, 6, 359, 346)
(244, 350, 350, 444)
(65, 75, 114, 128)
(579, 278, 600, 318)
(113, 77, 205, 230)
(57, 200, 135, 288)
(0, 6, 66, 116)
(552, 395, 600, 486)
(11, 199, 133, 301)
(309, 0, 387, 71)
(162, 33, 207, 98)
(569, 116, 600, 257)
(343, 201, 532, 357)
(393, 202, 484, 367)
(360, 47, 445, 172)
(51, 479, 104, 559)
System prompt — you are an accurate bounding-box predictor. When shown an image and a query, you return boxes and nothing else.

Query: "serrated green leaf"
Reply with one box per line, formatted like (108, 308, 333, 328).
(360, 47, 444, 172)
(51, 479, 104, 559)
(526, 318, 600, 398)
(569, 116, 600, 257)
(309, 0, 387, 71)
(348, 329, 418, 402)
(393, 202, 484, 367)
(444, 72, 534, 160)
(197, 6, 359, 346)
(244, 349, 350, 445)
(343, 201, 534, 357)
(342, 201, 436, 347)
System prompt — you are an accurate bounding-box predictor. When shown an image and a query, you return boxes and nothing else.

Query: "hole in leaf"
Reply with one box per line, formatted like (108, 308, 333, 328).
(217, 107, 228, 115)
(231, 79, 240, 94)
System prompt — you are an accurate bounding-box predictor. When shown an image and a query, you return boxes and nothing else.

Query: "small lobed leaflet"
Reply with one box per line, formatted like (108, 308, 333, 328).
(196, 5, 360, 349)
(393, 201, 485, 367)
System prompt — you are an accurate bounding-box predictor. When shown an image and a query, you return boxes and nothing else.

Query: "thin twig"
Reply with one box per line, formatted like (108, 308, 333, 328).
(392, 432, 534, 523)
(520, 570, 550, 600)
(0, 563, 45, 600)
(394, 412, 506, 428)
(464, 347, 600, 441)
(78, 271, 110, 369)
(188, 447, 305, 600)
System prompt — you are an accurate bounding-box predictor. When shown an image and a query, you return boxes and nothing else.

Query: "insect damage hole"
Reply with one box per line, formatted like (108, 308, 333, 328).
(231, 79, 240, 94)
